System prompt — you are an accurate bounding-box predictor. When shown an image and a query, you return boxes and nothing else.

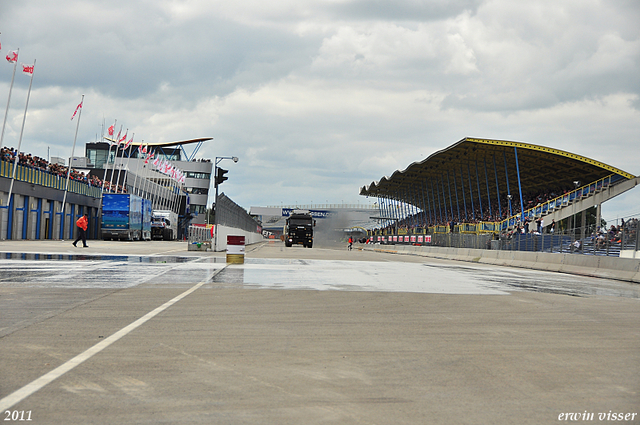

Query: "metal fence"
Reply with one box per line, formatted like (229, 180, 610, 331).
(371, 217, 639, 258)
(496, 221, 639, 257)
(215, 193, 262, 234)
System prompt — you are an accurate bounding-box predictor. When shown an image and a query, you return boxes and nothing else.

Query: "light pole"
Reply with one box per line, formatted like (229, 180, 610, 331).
(213, 156, 238, 252)
(572, 180, 580, 244)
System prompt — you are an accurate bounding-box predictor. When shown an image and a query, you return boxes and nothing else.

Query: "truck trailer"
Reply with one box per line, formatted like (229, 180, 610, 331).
(151, 210, 178, 241)
(101, 193, 151, 241)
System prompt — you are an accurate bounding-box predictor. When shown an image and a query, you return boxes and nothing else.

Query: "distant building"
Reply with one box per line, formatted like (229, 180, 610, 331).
(85, 138, 213, 225)
(50, 156, 65, 166)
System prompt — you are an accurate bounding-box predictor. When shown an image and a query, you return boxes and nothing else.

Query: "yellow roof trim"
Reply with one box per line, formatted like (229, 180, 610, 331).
(465, 137, 635, 180)
(103, 137, 213, 147)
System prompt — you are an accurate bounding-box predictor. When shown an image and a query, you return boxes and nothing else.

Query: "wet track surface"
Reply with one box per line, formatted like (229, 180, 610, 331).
(0, 251, 638, 298)
(0, 243, 638, 424)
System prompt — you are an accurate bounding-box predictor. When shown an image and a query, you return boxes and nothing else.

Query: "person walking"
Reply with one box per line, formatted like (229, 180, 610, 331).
(348, 236, 353, 250)
(73, 213, 89, 248)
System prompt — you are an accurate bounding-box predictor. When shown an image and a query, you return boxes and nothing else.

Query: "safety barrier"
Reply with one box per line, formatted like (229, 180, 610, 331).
(215, 193, 262, 234)
(187, 224, 212, 251)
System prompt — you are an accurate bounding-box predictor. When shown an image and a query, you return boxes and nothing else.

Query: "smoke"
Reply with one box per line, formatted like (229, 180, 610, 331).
(313, 209, 367, 248)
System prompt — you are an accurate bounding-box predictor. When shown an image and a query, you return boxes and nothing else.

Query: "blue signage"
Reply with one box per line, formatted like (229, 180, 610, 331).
(282, 208, 332, 219)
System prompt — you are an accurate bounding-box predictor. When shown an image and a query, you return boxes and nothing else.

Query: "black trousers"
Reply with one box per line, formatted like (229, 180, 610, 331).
(73, 227, 87, 247)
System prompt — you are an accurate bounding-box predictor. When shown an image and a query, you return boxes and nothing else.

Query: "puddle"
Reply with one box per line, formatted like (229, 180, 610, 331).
(0, 252, 225, 263)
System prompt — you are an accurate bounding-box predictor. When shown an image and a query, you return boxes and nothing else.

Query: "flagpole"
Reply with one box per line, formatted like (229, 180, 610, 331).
(0, 48, 19, 151)
(101, 119, 116, 194)
(164, 168, 170, 210)
(172, 179, 180, 214)
(60, 93, 84, 236)
(108, 125, 122, 192)
(132, 147, 141, 196)
(122, 134, 134, 193)
(115, 129, 127, 191)
(6, 57, 34, 210)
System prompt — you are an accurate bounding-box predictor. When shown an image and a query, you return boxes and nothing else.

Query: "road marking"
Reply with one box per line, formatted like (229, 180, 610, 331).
(0, 266, 227, 411)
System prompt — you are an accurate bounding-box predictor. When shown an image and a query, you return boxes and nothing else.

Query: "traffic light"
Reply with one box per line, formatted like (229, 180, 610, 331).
(215, 167, 228, 186)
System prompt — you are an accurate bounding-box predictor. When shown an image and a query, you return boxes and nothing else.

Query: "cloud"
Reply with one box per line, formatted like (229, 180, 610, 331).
(0, 0, 638, 219)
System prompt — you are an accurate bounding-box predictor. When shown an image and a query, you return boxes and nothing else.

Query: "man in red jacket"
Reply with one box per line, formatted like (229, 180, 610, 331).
(73, 214, 89, 248)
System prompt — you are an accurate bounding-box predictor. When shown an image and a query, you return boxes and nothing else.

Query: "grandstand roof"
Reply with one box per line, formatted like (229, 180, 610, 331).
(360, 137, 636, 204)
(104, 137, 213, 147)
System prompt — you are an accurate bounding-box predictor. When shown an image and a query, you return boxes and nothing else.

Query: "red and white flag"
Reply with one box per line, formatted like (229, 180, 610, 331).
(121, 136, 133, 150)
(108, 124, 114, 136)
(6, 50, 18, 63)
(21, 63, 34, 75)
(71, 99, 83, 120)
(119, 130, 127, 144)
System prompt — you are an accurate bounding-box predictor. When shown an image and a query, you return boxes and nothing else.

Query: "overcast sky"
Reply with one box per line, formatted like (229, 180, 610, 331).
(1, 0, 639, 223)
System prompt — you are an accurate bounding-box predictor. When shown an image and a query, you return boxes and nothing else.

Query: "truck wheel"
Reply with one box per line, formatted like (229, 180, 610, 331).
(285, 241, 292, 247)
(308, 242, 313, 248)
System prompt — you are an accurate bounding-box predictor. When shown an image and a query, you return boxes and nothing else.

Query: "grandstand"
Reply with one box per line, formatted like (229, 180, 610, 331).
(360, 137, 639, 255)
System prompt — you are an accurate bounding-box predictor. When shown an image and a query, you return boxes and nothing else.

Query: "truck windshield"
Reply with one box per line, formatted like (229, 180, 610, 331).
(289, 218, 311, 226)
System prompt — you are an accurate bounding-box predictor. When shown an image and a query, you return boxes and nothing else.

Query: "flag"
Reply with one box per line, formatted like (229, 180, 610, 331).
(71, 99, 83, 120)
(21, 63, 34, 75)
(121, 136, 133, 150)
(116, 128, 122, 143)
(119, 130, 127, 144)
(108, 124, 114, 136)
(153, 155, 160, 167)
(6, 50, 18, 63)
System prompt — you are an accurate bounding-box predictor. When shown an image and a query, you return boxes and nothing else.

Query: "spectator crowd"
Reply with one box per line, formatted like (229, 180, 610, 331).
(375, 184, 577, 232)
(1, 146, 126, 193)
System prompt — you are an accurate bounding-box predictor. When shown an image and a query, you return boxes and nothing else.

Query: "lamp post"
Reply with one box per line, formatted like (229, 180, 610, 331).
(213, 156, 238, 252)
(572, 180, 580, 245)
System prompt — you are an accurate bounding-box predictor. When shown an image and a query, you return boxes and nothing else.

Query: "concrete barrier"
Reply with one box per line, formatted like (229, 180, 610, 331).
(359, 244, 640, 283)
(213, 224, 264, 252)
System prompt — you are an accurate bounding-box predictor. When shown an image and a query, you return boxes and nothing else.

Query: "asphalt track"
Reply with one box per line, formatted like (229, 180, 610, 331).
(0, 240, 638, 424)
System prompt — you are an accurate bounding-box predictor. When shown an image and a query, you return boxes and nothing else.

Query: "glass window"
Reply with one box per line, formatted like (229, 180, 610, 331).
(185, 172, 211, 179)
(186, 187, 209, 195)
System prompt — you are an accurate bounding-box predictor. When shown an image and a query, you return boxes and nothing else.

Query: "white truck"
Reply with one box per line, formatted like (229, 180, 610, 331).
(151, 210, 178, 241)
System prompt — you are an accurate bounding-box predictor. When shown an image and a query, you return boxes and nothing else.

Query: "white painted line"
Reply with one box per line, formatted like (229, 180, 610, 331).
(0, 267, 226, 411)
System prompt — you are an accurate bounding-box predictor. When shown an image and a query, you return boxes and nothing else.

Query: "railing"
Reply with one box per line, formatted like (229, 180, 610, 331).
(369, 219, 639, 258)
(0, 159, 102, 201)
(496, 223, 638, 257)
(497, 174, 617, 231)
(268, 203, 377, 210)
